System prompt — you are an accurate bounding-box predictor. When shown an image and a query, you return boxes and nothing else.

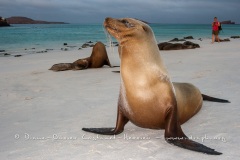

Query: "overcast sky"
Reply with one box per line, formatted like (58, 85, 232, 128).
(0, 0, 239, 24)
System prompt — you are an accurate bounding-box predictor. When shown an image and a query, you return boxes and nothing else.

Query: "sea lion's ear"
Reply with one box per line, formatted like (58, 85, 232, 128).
(142, 26, 148, 32)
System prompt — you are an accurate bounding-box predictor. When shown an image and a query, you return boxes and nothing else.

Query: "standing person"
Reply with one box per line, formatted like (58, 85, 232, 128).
(212, 17, 220, 43)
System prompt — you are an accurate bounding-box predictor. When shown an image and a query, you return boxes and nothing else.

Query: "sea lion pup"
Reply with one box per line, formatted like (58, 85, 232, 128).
(82, 18, 230, 155)
(49, 42, 112, 71)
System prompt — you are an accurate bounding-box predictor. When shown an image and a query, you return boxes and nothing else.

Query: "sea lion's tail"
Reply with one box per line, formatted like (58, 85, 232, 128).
(202, 94, 230, 103)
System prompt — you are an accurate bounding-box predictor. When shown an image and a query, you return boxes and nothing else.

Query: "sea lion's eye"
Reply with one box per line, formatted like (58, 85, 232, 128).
(121, 20, 134, 28)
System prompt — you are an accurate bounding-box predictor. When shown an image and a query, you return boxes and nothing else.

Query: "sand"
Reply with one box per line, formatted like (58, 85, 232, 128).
(0, 39, 239, 160)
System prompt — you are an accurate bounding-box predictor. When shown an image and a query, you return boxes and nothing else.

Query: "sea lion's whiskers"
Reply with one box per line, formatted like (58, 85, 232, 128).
(103, 23, 115, 56)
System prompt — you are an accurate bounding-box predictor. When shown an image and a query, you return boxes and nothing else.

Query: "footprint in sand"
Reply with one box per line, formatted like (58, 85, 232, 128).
(31, 71, 44, 75)
(138, 141, 159, 150)
(192, 70, 212, 79)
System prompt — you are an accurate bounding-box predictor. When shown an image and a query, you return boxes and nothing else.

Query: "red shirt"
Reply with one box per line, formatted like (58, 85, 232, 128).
(212, 22, 219, 31)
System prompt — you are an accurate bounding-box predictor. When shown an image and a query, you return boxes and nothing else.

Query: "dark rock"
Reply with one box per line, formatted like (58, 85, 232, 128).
(183, 41, 200, 48)
(0, 50, 5, 52)
(63, 43, 68, 46)
(87, 41, 93, 43)
(163, 43, 189, 50)
(216, 38, 230, 42)
(111, 42, 119, 46)
(36, 50, 47, 53)
(82, 43, 90, 48)
(0, 17, 10, 27)
(169, 38, 185, 42)
(169, 38, 179, 42)
(230, 36, 240, 39)
(14, 55, 22, 57)
(61, 48, 68, 51)
(158, 41, 200, 51)
(158, 42, 172, 50)
(4, 53, 10, 56)
(25, 48, 36, 50)
(198, 38, 203, 41)
(46, 49, 54, 51)
(184, 36, 194, 39)
(67, 46, 77, 48)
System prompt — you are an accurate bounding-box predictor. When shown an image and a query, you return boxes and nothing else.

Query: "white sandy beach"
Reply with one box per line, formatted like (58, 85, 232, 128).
(0, 39, 240, 160)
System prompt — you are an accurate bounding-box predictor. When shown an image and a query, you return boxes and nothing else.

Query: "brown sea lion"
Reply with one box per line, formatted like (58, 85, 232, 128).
(82, 18, 230, 155)
(49, 42, 112, 71)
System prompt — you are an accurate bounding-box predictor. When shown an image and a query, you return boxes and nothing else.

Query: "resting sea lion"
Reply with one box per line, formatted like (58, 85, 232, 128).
(49, 42, 111, 71)
(82, 17, 230, 155)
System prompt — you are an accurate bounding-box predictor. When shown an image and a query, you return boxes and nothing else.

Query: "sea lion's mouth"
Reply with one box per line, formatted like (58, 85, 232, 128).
(104, 17, 120, 34)
(105, 25, 118, 32)
(104, 24, 118, 34)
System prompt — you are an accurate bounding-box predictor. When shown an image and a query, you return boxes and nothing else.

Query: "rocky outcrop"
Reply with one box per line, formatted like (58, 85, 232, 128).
(169, 36, 194, 42)
(169, 38, 185, 42)
(230, 36, 240, 39)
(81, 41, 95, 48)
(216, 38, 230, 42)
(6, 16, 67, 24)
(184, 36, 194, 39)
(0, 17, 10, 27)
(221, 20, 235, 24)
(158, 41, 200, 50)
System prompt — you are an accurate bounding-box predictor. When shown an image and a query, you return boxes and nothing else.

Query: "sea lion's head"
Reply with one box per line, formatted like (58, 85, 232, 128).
(104, 17, 154, 45)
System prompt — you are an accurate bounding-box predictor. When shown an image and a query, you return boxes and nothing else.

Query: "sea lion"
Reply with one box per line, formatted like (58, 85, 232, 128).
(82, 17, 230, 155)
(49, 42, 112, 71)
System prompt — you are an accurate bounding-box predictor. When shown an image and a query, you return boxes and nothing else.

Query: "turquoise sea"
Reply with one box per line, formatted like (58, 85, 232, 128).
(0, 23, 240, 54)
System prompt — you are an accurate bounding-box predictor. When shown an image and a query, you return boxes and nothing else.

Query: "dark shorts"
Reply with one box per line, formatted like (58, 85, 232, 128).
(212, 30, 219, 35)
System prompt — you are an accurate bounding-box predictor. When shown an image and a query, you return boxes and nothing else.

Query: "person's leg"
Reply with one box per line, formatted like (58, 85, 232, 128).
(216, 34, 220, 42)
(212, 34, 215, 43)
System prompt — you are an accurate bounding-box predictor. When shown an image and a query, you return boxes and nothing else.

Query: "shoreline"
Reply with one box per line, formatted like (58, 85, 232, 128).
(1, 23, 239, 54)
(0, 36, 238, 57)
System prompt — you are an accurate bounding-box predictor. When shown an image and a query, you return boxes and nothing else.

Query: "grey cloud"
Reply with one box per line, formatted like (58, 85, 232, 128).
(0, 0, 239, 23)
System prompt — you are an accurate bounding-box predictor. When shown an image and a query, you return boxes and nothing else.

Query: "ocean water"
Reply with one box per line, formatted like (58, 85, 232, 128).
(0, 23, 239, 54)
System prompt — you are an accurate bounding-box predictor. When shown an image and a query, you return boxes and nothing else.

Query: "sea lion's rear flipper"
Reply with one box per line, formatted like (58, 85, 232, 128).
(73, 58, 89, 70)
(82, 107, 129, 135)
(49, 63, 74, 71)
(164, 105, 222, 155)
(202, 94, 230, 103)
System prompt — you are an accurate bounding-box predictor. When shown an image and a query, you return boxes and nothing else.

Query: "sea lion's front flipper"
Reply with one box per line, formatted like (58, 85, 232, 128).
(82, 107, 129, 135)
(167, 137, 222, 155)
(164, 105, 222, 155)
(82, 128, 115, 134)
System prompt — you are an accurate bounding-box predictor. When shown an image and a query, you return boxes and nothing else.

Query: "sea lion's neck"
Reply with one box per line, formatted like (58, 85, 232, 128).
(120, 38, 168, 75)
